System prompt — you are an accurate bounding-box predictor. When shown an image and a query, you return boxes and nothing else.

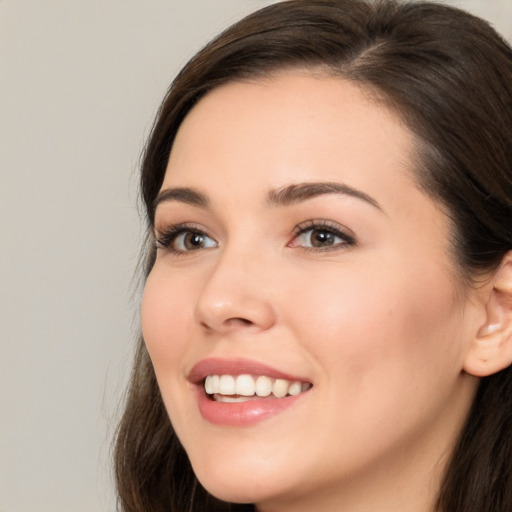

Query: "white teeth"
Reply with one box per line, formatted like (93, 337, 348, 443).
(288, 381, 302, 396)
(235, 374, 255, 396)
(219, 375, 236, 395)
(205, 376, 213, 394)
(204, 374, 310, 399)
(272, 378, 289, 398)
(255, 375, 272, 397)
(204, 375, 219, 394)
(215, 395, 251, 403)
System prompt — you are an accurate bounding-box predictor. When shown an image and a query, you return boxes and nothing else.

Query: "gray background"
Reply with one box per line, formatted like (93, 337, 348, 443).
(1, 1, 511, 511)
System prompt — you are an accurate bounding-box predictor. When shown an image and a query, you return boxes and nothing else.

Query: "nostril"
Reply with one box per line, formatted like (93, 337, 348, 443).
(228, 317, 254, 326)
(200, 317, 253, 331)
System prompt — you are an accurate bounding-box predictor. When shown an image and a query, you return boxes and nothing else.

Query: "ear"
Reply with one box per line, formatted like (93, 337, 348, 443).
(463, 252, 512, 377)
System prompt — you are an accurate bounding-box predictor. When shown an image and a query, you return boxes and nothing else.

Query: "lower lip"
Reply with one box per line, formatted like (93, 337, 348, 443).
(195, 387, 306, 426)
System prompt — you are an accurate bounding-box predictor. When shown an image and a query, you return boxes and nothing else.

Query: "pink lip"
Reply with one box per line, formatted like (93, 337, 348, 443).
(188, 357, 308, 383)
(188, 358, 311, 426)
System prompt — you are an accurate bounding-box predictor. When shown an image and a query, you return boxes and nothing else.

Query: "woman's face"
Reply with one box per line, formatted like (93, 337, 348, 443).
(142, 73, 482, 510)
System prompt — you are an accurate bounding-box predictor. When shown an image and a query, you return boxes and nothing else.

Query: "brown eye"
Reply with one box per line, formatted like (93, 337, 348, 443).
(296, 228, 342, 248)
(290, 222, 355, 252)
(309, 229, 336, 247)
(182, 232, 206, 250)
(173, 231, 217, 252)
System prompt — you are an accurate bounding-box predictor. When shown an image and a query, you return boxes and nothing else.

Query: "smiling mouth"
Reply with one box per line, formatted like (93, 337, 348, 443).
(204, 374, 312, 402)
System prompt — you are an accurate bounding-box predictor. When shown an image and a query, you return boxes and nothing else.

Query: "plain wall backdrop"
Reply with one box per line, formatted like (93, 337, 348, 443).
(1, 1, 511, 511)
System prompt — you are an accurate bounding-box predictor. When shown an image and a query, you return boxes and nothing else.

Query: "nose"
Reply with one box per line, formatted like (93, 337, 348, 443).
(194, 246, 276, 334)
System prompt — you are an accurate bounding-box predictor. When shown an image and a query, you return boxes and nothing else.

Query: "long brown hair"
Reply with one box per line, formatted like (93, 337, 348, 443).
(115, 1, 512, 510)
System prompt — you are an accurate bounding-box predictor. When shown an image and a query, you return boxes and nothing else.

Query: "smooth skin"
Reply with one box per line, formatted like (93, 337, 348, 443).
(141, 73, 511, 512)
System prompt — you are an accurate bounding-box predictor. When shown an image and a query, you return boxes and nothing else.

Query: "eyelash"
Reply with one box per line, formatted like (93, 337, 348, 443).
(155, 223, 215, 254)
(154, 220, 356, 255)
(290, 220, 356, 252)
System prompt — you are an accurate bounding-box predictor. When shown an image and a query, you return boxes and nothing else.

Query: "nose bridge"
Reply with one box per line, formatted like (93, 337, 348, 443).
(194, 238, 276, 333)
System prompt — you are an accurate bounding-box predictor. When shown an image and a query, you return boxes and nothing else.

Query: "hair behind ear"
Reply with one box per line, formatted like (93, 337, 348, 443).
(436, 366, 512, 511)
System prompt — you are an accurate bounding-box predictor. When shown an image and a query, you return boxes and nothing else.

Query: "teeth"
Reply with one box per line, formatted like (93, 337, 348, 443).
(216, 395, 252, 403)
(204, 374, 219, 394)
(288, 381, 302, 396)
(204, 374, 310, 399)
(235, 374, 255, 396)
(219, 375, 236, 395)
(255, 375, 272, 397)
(272, 379, 289, 398)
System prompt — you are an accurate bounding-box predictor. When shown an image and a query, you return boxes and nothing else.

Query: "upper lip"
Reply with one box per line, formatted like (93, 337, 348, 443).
(188, 357, 311, 385)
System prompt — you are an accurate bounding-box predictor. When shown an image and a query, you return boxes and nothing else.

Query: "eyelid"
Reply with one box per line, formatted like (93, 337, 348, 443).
(289, 219, 356, 250)
(154, 222, 217, 254)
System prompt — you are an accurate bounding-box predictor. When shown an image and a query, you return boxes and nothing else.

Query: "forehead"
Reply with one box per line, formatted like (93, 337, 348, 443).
(164, 72, 417, 199)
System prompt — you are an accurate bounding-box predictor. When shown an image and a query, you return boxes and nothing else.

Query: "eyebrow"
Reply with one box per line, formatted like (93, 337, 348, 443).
(153, 187, 209, 211)
(153, 181, 382, 213)
(266, 182, 383, 211)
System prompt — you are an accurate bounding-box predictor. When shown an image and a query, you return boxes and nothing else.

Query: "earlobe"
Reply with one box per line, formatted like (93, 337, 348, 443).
(463, 253, 512, 378)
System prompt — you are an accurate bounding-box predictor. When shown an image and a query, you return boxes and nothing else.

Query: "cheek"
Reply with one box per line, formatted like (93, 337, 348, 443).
(140, 266, 205, 437)
(140, 268, 194, 370)
(285, 255, 464, 391)
(280, 259, 469, 469)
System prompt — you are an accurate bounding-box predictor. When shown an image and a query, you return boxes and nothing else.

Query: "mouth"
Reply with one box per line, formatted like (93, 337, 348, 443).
(189, 358, 313, 425)
(204, 374, 312, 402)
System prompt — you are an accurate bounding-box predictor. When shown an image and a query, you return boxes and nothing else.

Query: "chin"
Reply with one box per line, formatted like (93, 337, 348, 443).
(189, 450, 294, 505)
(195, 469, 275, 504)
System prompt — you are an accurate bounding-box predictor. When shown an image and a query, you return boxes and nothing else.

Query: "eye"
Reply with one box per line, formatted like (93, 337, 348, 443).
(173, 231, 217, 251)
(155, 224, 218, 254)
(289, 221, 355, 251)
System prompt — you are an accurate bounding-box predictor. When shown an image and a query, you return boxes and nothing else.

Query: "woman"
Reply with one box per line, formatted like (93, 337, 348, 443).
(114, 1, 512, 511)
